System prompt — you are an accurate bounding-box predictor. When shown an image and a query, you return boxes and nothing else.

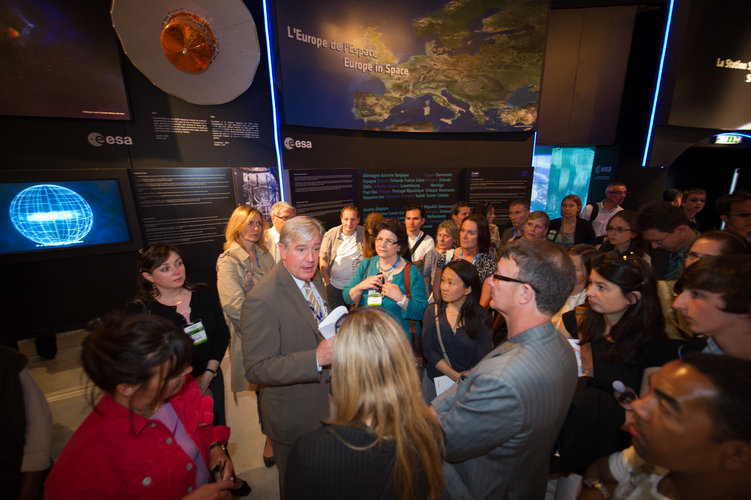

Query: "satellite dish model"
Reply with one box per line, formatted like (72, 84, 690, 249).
(111, 0, 260, 105)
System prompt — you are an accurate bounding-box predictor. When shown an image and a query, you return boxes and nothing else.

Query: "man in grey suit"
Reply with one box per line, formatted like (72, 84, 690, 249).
(432, 239, 578, 499)
(241, 216, 334, 497)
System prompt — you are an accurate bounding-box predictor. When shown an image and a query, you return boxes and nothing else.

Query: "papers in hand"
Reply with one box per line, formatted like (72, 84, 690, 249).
(318, 306, 348, 339)
(434, 375, 455, 396)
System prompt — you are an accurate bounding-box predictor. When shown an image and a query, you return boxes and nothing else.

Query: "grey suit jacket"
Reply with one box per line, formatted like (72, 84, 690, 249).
(433, 321, 577, 500)
(240, 263, 330, 446)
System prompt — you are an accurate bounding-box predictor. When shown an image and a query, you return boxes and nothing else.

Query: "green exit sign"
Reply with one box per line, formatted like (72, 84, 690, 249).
(715, 135, 743, 144)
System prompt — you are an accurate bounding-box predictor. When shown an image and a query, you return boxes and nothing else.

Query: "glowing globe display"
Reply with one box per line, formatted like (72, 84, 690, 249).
(9, 184, 94, 246)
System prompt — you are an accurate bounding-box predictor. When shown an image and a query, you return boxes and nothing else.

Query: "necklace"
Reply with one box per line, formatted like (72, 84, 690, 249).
(376, 257, 401, 281)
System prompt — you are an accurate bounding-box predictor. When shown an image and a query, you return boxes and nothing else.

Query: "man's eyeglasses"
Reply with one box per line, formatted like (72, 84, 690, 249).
(492, 273, 538, 293)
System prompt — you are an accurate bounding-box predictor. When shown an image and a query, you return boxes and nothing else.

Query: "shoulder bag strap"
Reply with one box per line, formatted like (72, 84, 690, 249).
(434, 303, 452, 369)
(348, 258, 372, 312)
(410, 232, 427, 256)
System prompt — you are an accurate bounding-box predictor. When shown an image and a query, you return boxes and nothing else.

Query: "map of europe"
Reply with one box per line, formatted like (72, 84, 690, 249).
(277, 0, 548, 132)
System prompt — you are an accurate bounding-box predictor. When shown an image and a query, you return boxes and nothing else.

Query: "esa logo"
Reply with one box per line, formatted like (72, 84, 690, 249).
(88, 132, 133, 147)
(283, 137, 312, 150)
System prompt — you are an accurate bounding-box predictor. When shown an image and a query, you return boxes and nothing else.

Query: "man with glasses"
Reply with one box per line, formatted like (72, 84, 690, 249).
(637, 203, 698, 280)
(432, 240, 578, 499)
(264, 201, 296, 262)
(581, 182, 627, 238)
(579, 354, 751, 500)
(716, 191, 751, 241)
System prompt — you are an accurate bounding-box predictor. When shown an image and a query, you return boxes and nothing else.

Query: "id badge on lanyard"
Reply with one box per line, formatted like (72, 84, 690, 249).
(185, 321, 207, 345)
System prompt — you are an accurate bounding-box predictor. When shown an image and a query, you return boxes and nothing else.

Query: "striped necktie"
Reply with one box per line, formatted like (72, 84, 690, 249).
(303, 281, 325, 323)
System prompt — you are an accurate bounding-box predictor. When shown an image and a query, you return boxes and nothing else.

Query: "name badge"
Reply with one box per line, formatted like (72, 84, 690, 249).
(366, 289, 383, 306)
(185, 321, 207, 345)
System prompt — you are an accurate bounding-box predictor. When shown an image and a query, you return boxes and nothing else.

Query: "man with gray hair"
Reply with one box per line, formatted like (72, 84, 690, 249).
(241, 216, 333, 497)
(264, 201, 296, 262)
(581, 182, 627, 238)
(432, 239, 578, 499)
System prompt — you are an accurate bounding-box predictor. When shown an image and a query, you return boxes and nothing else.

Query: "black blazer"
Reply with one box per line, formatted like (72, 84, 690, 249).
(547, 218, 596, 246)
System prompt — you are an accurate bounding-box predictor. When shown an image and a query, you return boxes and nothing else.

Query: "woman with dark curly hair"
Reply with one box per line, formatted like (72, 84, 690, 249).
(552, 253, 677, 475)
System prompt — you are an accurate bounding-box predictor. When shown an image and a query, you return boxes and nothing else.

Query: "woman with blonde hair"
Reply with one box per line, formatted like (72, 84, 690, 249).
(285, 308, 445, 500)
(216, 205, 276, 466)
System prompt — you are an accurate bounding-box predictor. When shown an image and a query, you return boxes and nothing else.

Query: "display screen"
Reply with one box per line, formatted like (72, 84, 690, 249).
(0, 180, 132, 255)
(531, 146, 595, 217)
(274, 0, 548, 132)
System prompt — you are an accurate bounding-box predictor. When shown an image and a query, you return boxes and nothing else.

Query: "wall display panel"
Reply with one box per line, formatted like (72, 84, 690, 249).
(359, 169, 462, 232)
(0, 169, 141, 263)
(274, 0, 548, 132)
(289, 168, 462, 234)
(130, 168, 238, 282)
(122, 59, 277, 169)
(0, 0, 130, 120)
(468, 167, 533, 227)
(289, 169, 358, 230)
(232, 167, 280, 221)
(667, 0, 751, 130)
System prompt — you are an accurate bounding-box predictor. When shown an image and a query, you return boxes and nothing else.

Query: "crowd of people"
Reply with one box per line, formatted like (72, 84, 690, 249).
(37, 184, 751, 500)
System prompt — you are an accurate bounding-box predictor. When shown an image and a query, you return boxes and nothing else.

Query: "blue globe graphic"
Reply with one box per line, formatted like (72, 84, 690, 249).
(9, 185, 94, 246)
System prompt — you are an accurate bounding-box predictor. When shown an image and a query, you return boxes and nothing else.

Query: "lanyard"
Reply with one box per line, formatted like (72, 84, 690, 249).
(458, 248, 479, 265)
(377, 257, 401, 281)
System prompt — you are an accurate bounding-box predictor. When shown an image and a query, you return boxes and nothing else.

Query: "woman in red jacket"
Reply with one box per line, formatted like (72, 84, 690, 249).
(45, 314, 239, 500)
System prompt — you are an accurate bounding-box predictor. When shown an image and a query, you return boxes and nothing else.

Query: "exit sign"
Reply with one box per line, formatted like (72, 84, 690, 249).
(715, 135, 743, 144)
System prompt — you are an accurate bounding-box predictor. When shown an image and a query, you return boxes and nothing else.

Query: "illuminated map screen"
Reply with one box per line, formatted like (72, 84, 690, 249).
(274, 0, 548, 132)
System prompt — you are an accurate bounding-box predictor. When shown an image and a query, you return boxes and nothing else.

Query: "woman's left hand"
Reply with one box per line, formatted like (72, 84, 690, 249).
(198, 371, 213, 395)
(380, 281, 404, 303)
(209, 445, 235, 482)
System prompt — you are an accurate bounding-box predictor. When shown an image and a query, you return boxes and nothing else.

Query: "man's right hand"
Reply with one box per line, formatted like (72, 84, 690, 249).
(315, 337, 335, 367)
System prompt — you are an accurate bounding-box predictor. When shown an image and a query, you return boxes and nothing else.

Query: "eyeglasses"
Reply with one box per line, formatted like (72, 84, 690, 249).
(375, 237, 397, 246)
(606, 226, 631, 233)
(492, 273, 538, 293)
(729, 212, 751, 218)
(273, 215, 293, 221)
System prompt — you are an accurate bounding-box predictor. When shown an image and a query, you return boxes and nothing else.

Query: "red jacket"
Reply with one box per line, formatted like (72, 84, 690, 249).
(45, 377, 229, 500)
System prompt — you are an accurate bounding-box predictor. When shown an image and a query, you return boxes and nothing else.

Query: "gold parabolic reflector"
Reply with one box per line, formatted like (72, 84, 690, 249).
(111, 0, 260, 105)
(160, 12, 216, 73)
